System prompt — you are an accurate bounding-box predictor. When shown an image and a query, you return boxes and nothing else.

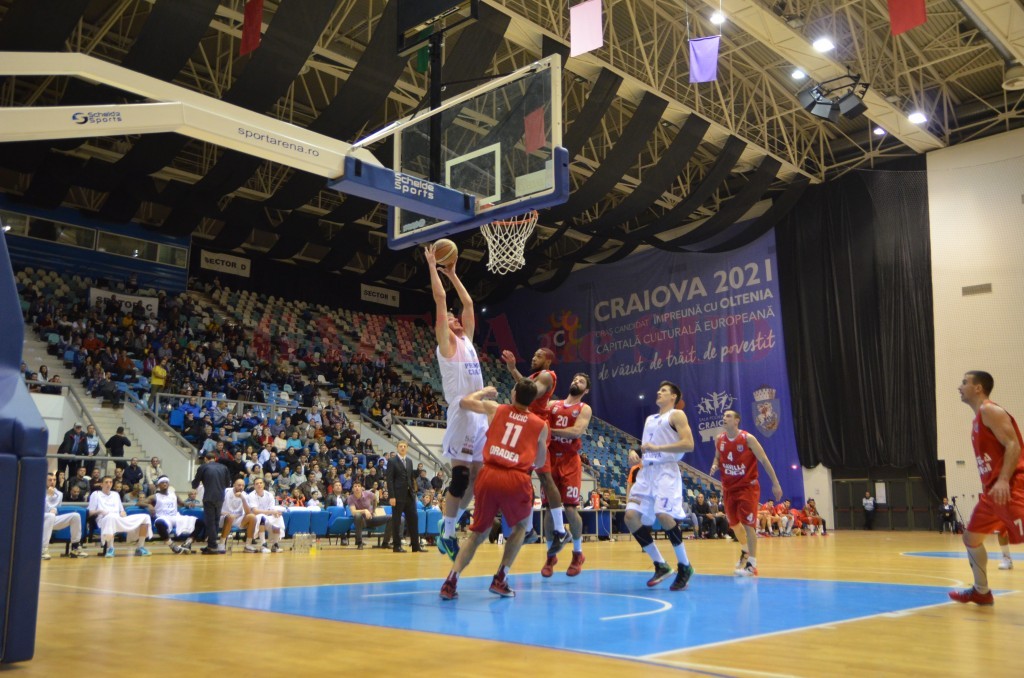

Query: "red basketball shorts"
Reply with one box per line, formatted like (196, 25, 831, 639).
(469, 465, 533, 533)
(724, 485, 760, 528)
(540, 453, 582, 507)
(967, 477, 1024, 543)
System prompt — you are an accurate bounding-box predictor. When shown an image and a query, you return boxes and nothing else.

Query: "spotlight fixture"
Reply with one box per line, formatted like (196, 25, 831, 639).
(791, 69, 806, 80)
(797, 73, 870, 122)
(1003, 63, 1024, 91)
(812, 37, 835, 52)
(908, 111, 927, 124)
(873, 126, 886, 135)
(1, 224, 10, 233)
(710, 10, 726, 25)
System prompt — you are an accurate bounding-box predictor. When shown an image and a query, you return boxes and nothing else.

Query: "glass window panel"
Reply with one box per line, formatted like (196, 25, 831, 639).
(96, 232, 159, 261)
(0, 210, 29, 235)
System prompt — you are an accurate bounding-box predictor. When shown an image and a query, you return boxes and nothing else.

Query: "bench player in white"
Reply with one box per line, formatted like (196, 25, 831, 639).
(247, 477, 285, 553)
(141, 476, 197, 554)
(42, 471, 88, 559)
(88, 475, 153, 558)
(426, 244, 487, 561)
(623, 381, 696, 591)
(220, 478, 258, 551)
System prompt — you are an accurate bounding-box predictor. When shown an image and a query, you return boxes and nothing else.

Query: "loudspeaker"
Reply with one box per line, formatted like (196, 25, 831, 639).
(837, 91, 868, 119)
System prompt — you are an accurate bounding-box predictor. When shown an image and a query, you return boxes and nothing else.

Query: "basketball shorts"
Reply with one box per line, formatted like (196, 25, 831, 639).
(540, 452, 582, 507)
(255, 513, 285, 531)
(723, 485, 760, 528)
(155, 515, 197, 536)
(220, 512, 245, 528)
(442, 398, 487, 464)
(627, 462, 685, 526)
(469, 465, 533, 533)
(967, 477, 1024, 543)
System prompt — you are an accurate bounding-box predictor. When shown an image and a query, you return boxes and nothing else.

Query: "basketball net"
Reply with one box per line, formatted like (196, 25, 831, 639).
(480, 210, 538, 275)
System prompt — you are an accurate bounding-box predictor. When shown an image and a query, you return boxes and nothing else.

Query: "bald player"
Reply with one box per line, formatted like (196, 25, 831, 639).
(502, 346, 571, 557)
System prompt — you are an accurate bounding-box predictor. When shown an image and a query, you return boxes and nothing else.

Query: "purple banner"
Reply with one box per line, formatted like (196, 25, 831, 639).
(485, 230, 803, 503)
(689, 35, 721, 83)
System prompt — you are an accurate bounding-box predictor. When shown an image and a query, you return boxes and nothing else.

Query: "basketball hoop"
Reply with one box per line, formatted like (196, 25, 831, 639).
(480, 210, 538, 275)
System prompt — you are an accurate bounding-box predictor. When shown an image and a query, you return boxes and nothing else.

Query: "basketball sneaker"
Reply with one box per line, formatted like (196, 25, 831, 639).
(440, 578, 459, 601)
(69, 547, 89, 558)
(647, 562, 673, 587)
(181, 538, 193, 554)
(244, 544, 259, 553)
(489, 572, 516, 598)
(134, 547, 151, 557)
(670, 563, 695, 591)
(566, 551, 586, 577)
(41, 550, 51, 561)
(104, 546, 115, 558)
(999, 557, 1013, 570)
(547, 530, 572, 558)
(948, 587, 994, 605)
(541, 555, 557, 578)
(735, 562, 758, 577)
(735, 549, 749, 570)
(271, 543, 282, 553)
(170, 543, 184, 554)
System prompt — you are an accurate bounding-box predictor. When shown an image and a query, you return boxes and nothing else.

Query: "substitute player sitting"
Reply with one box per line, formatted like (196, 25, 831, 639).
(710, 410, 783, 576)
(247, 477, 286, 553)
(141, 476, 197, 554)
(624, 381, 696, 591)
(88, 476, 153, 558)
(220, 478, 258, 551)
(42, 471, 88, 559)
(440, 380, 549, 600)
(541, 372, 593, 578)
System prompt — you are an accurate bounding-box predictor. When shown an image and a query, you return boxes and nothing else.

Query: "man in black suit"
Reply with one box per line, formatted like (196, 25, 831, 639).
(386, 441, 423, 553)
(192, 450, 232, 554)
(57, 423, 86, 477)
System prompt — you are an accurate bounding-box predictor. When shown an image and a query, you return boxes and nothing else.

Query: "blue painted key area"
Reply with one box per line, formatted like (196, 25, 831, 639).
(166, 570, 957, 657)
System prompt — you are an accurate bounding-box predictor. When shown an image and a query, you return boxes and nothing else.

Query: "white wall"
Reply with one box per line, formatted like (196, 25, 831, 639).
(928, 128, 1024, 519)
(802, 464, 834, 527)
(31, 392, 72, 448)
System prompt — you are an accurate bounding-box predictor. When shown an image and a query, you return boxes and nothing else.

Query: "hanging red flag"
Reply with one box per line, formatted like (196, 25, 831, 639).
(240, 0, 264, 55)
(887, 0, 926, 35)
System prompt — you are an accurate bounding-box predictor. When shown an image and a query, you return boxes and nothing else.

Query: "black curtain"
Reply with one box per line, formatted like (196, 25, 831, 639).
(776, 160, 939, 497)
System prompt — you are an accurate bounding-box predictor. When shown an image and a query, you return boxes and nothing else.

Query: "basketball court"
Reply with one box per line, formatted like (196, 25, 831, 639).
(25, 533, 1022, 677)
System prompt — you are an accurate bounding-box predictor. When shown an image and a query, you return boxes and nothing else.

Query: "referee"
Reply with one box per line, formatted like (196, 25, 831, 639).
(192, 450, 232, 554)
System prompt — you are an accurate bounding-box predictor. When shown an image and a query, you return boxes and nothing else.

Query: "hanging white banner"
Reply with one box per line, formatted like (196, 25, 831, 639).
(360, 283, 399, 308)
(88, 288, 160, 318)
(200, 249, 251, 277)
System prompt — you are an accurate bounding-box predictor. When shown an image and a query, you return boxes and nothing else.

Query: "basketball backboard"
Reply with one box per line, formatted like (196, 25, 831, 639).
(385, 55, 568, 250)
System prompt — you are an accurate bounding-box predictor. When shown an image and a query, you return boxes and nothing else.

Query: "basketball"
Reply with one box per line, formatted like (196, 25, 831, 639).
(432, 238, 458, 266)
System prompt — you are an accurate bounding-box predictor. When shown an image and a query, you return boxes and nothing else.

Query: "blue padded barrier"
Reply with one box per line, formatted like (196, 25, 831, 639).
(309, 511, 329, 537)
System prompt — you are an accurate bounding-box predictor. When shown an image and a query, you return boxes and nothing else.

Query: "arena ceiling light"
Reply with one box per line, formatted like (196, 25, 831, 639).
(812, 37, 835, 52)
(797, 73, 870, 123)
(791, 69, 806, 80)
(873, 126, 886, 136)
(908, 111, 927, 124)
(710, 10, 726, 25)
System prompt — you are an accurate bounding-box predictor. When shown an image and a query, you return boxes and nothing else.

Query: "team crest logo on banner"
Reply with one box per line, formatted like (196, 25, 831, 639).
(696, 390, 734, 443)
(753, 385, 780, 438)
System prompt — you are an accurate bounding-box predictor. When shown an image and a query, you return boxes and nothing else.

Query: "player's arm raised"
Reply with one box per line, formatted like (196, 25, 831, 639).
(981, 403, 1021, 505)
(459, 386, 500, 423)
(747, 435, 783, 501)
(440, 257, 475, 339)
(551, 403, 593, 439)
(501, 350, 525, 381)
(425, 246, 455, 359)
(534, 423, 549, 471)
(641, 410, 695, 454)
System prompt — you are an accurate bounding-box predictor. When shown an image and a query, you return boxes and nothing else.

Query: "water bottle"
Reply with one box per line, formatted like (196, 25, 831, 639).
(497, 533, 505, 545)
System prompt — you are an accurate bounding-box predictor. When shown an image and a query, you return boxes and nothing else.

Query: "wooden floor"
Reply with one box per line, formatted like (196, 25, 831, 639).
(14, 531, 1022, 677)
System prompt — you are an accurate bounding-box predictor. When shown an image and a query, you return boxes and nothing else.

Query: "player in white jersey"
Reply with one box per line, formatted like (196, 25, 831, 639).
(140, 476, 196, 554)
(247, 477, 285, 553)
(88, 476, 153, 558)
(42, 471, 88, 559)
(624, 381, 696, 591)
(426, 244, 488, 561)
(220, 478, 257, 550)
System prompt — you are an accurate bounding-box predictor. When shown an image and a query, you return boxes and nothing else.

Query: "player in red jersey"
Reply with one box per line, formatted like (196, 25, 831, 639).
(540, 372, 593, 578)
(710, 410, 782, 576)
(949, 371, 1024, 606)
(502, 347, 571, 557)
(439, 379, 549, 600)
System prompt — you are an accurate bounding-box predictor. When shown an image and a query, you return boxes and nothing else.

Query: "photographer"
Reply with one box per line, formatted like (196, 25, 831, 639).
(939, 497, 957, 534)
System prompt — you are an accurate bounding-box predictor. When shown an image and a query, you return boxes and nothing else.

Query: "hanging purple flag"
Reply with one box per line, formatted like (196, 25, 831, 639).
(689, 35, 721, 83)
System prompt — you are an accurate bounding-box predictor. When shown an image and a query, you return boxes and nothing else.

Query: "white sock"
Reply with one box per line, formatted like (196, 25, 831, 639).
(642, 543, 665, 563)
(1001, 543, 1011, 559)
(443, 516, 456, 538)
(550, 507, 564, 530)
(747, 556, 757, 567)
(672, 542, 690, 567)
(573, 538, 583, 551)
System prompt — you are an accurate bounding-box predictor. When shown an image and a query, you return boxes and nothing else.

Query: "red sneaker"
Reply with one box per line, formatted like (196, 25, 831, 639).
(566, 551, 586, 577)
(948, 587, 994, 606)
(541, 555, 557, 578)
(440, 579, 459, 601)
(489, 574, 516, 598)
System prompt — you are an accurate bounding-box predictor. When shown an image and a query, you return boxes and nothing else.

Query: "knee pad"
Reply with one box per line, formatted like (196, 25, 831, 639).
(665, 524, 684, 546)
(448, 465, 470, 498)
(632, 524, 654, 548)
